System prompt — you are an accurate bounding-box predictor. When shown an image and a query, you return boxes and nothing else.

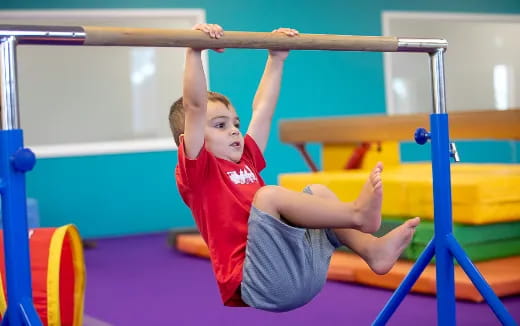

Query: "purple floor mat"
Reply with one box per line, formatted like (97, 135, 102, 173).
(84, 233, 520, 325)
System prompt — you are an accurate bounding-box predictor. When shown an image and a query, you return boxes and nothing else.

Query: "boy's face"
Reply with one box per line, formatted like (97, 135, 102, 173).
(204, 100, 244, 163)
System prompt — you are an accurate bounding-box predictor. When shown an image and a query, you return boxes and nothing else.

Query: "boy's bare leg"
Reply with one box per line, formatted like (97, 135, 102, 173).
(308, 183, 420, 275)
(253, 163, 384, 233)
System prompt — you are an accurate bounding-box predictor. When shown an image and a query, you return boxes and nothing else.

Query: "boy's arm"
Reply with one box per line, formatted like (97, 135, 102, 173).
(247, 28, 299, 153)
(183, 24, 224, 159)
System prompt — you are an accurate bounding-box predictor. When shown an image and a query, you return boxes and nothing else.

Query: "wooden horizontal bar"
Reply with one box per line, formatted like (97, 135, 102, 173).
(1, 25, 447, 52)
(82, 26, 400, 51)
(279, 109, 520, 144)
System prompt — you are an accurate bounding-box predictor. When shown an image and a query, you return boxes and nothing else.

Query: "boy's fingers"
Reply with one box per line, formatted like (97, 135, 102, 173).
(193, 23, 224, 38)
(190, 23, 225, 50)
(272, 27, 299, 36)
(210, 24, 223, 32)
(206, 24, 223, 38)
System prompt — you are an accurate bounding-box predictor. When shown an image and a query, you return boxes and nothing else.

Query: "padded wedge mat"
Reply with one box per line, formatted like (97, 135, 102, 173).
(279, 163, 520, 224)
(174, 233, 520, 302)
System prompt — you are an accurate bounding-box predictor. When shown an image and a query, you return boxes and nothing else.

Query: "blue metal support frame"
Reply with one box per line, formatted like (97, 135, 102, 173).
(373, 50, 517, 325)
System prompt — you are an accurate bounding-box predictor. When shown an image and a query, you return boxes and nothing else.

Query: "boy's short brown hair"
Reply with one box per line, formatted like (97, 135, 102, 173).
(168, 91, 231, 146)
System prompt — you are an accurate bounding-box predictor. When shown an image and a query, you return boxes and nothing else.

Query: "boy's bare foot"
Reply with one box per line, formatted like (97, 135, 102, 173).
(367, 217, 421, 274)
(353, 162, 384, 233)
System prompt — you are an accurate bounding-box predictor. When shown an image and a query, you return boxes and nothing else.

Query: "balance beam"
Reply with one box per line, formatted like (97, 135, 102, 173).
(279, 109, 520, 144)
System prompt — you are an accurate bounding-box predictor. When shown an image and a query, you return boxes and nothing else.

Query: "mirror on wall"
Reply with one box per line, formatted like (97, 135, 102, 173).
(0, 10, 206, 157)
(383, 12, 520, 115)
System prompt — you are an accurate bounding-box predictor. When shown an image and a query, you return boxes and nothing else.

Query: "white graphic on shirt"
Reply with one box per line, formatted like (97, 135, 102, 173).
(226, 165, 257, 185)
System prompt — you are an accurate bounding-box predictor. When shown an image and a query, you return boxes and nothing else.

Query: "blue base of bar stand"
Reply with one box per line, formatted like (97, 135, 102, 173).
(373, 114, 517, 326)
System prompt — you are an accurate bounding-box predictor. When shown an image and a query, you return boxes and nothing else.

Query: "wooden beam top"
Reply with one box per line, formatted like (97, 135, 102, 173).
(279, 109, 520, 144)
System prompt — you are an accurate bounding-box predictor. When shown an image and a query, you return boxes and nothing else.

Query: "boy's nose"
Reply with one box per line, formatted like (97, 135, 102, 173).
(231, 128, 239, 136)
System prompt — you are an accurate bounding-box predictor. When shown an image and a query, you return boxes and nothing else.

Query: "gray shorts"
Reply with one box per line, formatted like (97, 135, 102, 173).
(241, 187, 341, 312)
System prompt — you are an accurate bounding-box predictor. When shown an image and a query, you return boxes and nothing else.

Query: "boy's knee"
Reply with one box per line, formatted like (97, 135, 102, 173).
(253, 185, 283, 213)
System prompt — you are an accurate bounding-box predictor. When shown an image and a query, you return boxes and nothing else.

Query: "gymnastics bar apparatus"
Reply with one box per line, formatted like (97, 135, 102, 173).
(0, 25, 516, 326)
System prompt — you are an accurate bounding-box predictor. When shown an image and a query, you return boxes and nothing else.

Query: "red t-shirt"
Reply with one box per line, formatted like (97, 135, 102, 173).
(175, 134, 266, 306)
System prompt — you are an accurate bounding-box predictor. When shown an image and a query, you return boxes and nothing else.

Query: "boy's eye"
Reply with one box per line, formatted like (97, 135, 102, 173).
(215, 122, 225, 128)
(234, 123, 240, 129)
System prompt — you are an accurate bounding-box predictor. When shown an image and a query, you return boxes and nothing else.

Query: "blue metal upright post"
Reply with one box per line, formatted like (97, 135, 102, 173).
(0, 35, 42, 326)
(430, 112, 456, 325)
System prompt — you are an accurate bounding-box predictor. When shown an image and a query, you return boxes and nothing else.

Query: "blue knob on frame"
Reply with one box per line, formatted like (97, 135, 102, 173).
(414, 128, 431, 145)
(11, 148, 36, 172)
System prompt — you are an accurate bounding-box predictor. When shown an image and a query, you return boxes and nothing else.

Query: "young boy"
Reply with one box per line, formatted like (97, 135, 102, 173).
(170, 23, 420, 312)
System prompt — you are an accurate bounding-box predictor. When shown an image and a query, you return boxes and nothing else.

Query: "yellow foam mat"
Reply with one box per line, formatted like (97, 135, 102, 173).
(279, 163, 520, 224)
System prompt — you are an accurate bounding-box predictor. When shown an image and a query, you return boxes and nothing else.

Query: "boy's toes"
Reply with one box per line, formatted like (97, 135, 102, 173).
(371, 172, 382, 186)
(407, 217, 421, 228)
